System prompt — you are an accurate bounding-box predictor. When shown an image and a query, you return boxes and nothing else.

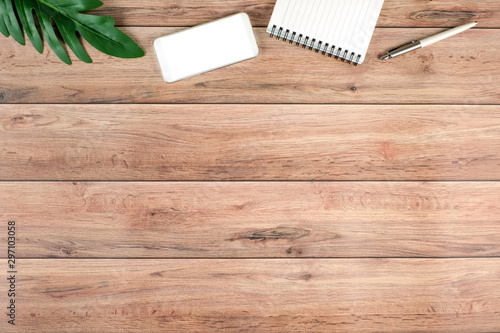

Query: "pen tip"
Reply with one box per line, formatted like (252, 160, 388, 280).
(380, 55, 390, 61)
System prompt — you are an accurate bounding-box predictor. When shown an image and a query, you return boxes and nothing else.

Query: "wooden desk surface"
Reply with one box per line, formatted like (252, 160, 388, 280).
(1, 1, 500, 331)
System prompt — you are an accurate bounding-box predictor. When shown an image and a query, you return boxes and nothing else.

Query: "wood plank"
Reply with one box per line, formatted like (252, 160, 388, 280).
(1, 28, 498, 104)
(94, 0, 500, 28)
(2, 259, 499, 332)
(1, 182, 500, 258)
(2, 105, 500, 180)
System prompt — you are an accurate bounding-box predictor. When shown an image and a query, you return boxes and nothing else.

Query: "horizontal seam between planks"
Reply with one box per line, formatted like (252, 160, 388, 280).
(2, 103, 500, 106)
(2, 180, 500, 183)
(5, 257, 500, 260)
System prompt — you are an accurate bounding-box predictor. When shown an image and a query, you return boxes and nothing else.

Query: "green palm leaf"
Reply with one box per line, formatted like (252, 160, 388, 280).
(0, 0, 24, 44)
(1, 0, 144, 64)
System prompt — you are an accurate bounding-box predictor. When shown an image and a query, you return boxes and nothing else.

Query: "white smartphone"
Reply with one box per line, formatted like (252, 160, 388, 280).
(154, 13, 260, 83)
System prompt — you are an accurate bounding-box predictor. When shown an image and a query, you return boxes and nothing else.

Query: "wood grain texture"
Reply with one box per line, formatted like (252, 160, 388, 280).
(94, 0, 500, 28)
(1, 182, 500, 258)
(1, 0, 499, 330)
(2, 105, 500, 180)
(1, 28, 498, 104)
(1, 259, 499, 332)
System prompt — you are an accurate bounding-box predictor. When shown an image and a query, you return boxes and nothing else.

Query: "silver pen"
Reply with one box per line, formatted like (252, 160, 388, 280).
(381, 21, 478, 61)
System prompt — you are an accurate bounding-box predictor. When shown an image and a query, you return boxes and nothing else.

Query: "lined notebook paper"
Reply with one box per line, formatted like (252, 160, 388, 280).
(267, 0, 384, 65)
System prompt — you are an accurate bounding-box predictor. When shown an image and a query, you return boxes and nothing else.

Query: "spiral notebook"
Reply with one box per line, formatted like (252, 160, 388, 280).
(267, 0, 384, 65)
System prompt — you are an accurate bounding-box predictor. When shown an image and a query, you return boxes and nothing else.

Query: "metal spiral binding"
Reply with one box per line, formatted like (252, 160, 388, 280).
(269, 25, 361, 66)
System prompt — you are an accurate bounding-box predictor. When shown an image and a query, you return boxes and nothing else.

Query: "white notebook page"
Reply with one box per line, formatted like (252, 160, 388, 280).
(267, 0, 384, 64)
